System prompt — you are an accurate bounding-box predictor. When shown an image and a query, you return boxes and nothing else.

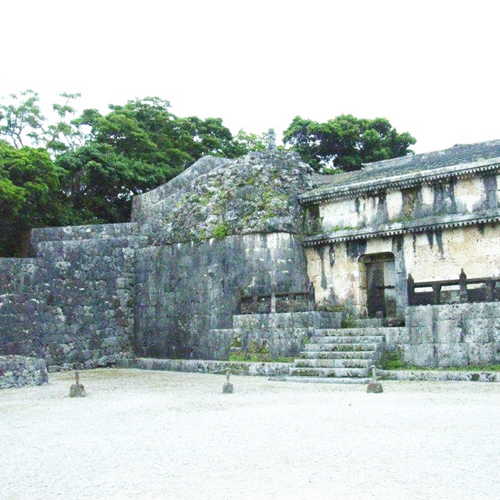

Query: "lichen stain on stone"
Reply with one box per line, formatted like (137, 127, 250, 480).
(482, 174, 498, 209)
(155, 150, 319, 244)
(346, 240, 367, 261)
(317, 246, 328, 290)
(435, 229, 444, 257)
(328, 243, 335, 268)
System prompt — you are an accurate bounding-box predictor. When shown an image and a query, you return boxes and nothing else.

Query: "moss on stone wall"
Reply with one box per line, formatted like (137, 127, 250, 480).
(149, 150, 319, 244)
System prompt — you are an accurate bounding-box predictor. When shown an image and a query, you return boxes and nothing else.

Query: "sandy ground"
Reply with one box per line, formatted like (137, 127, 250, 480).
(1, 369, 499, 500)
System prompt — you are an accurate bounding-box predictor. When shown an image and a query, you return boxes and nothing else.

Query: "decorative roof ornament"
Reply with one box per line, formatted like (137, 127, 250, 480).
(267, 128, 277, 151)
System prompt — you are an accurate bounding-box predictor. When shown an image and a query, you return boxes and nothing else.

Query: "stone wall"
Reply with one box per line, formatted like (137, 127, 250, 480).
(132, 151, 318, 244)
(0, 223, 144, 367)
(131, 156, 229, 224)
(220, 311, 342, 360)
(0, 355, 48, 389)
(402, 303, 500, 367)
(0, 151, 319, 365)
(0, 258, 45, 357)
(135, 233, 310, 359)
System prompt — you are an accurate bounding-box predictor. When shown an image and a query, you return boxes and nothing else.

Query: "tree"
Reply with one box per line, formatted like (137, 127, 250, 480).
(283, 114, 416, 172)
(0, 90, 45, 148)
(0, 141, 65, 256)
(230, 129, 267, 156)
(0, 90, 85, 154)
(55, 97, 249, 223)
(43, 92, 85, 153)
(0, 91, 274, 254)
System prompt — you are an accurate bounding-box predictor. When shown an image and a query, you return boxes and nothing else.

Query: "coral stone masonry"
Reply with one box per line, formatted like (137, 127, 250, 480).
(0, 356, 48, 388)
(1, 143, 500, 374)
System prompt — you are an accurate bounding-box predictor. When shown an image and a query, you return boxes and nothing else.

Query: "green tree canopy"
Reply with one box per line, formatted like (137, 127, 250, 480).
(0, 90, 286, 256)
(0, 90, 83, 154)
(56, 97, 261, 223)
(0, 141, 65, 256)
(0, 90, 45, 148)
(229, 129, 267, 156)
(283, 114, 416, 172)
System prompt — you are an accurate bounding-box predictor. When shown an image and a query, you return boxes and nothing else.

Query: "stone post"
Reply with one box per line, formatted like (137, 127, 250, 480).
(267, 129, 277, 151)
(485, 279, 495, 302)
(407, 274, 415, 306)
(432, 283, 442, 305)
(308, 282, 315, 311)
(459, 269, 468, 303)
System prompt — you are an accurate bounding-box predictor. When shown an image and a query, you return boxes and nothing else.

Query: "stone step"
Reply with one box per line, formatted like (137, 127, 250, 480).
(293, 358, 372, 369)
(289, 367, 370, 378)
(275, 376, 371, 385)
(314, 327, 395, 337)
(310, 335, 385, 344)
(300, 350, 375, 359)
(353, 318, 384, 327)
(303, 343, 379, 352)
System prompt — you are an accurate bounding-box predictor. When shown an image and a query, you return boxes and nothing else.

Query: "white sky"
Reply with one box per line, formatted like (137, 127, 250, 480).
(1, 0, 499, 154)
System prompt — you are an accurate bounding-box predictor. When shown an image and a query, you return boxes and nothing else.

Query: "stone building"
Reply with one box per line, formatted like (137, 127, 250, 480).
(1, 139, 500, 373)
(303, 140, 500, 318)
(301, 140, 500, 368)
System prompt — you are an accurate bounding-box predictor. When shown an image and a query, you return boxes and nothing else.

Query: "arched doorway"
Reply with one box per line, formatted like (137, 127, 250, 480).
(360, 253, 396, 318)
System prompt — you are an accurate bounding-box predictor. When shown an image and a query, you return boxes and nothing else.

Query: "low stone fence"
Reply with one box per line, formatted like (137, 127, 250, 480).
(377, 369, 499, 382)
(0, 355, 48, 389)
(239, 290, 315, 314)
(119, 358, 292, 376)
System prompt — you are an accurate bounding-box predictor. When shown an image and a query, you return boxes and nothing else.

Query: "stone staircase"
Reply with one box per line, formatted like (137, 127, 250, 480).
(286, 319, 392, 384)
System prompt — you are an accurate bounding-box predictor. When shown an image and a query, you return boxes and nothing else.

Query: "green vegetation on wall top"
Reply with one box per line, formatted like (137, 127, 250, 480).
(0, 90, 417, 257)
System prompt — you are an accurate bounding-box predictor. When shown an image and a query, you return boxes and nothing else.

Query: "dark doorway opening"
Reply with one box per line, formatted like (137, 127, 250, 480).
(362, 253, 396, 318)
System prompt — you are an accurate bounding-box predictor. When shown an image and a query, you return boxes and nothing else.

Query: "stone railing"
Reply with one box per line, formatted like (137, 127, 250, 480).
(407, 270, 500, 306)
(238, 288, 315, 315)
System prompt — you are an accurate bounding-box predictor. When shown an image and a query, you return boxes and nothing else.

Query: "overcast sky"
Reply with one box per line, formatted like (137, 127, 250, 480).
(2, 0, 498, 154)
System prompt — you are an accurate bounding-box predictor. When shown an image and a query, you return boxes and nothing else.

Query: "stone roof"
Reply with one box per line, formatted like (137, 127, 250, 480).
(301, 139, 500, 204)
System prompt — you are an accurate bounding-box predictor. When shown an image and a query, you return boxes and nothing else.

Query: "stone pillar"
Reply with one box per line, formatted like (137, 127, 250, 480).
(267, 129, 277, 150)
(459, 269, 468, 303)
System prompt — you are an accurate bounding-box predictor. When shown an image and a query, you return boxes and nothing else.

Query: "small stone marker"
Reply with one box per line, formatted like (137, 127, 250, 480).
(222, 369, 234, 394)
(267, 128, 277, 151)
(367, 365, 383, 393)
(69, 369, 86, 397)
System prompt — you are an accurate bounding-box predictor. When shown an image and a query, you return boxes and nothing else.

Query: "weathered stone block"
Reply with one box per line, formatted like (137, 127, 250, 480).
(402, 344, 435, 367)
(467, 343, 499, 365)
(433, 304, 464, 321)
(405, 306, 433, 330)
(407, 326, 433, 344)
(434, 343, 468, 367)
(435, 320, 463, 344)
(462, 318, 494, 343)
(0, 356, 48, 389)
(384, 327, 409, 349)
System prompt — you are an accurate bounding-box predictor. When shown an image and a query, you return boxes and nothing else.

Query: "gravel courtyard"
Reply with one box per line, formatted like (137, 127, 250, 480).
(1, 369, 499, 500)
